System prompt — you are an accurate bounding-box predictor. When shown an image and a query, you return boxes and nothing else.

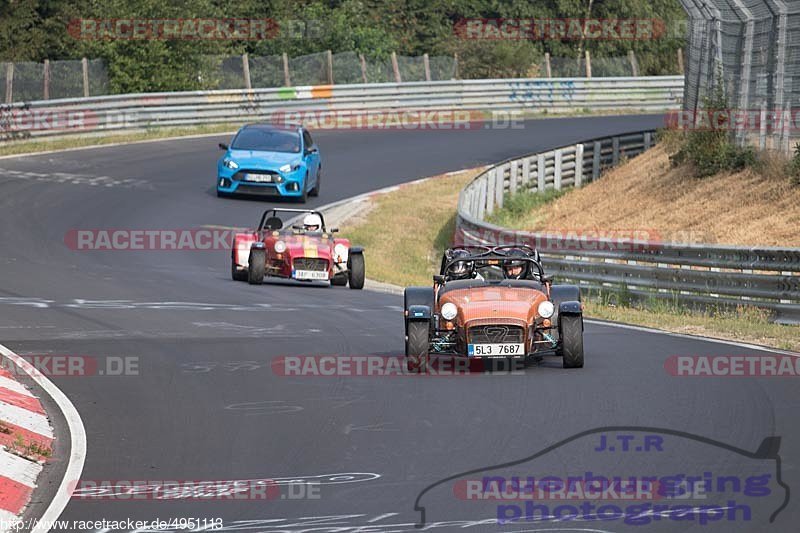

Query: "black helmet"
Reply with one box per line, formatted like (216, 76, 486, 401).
(445, 249, 474, 280)
(503, 248, 528, 280)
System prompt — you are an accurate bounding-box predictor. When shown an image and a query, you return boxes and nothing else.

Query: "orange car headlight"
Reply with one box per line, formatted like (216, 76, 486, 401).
(441, 303, 458, 321)
(538, 301, 555, 319)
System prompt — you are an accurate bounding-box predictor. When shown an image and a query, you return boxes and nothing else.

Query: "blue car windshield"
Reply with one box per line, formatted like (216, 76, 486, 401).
(231, 129, 301, 153)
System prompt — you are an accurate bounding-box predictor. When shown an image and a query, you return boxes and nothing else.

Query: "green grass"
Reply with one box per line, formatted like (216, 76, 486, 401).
(486, 188, 565, 227)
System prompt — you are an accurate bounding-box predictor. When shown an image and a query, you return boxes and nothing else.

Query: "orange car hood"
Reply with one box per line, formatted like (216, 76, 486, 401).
(440, 286, 547, 325)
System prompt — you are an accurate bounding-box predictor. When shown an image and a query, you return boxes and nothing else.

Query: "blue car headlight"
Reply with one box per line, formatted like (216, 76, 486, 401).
(279, 163, 301, 174)
(223, 158, 239, 170)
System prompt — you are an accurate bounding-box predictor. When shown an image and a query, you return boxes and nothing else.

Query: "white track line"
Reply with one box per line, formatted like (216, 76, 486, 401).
(0, 344, 86, 533)
(0, 131, 238, 161)
(584, 319, 799, 356)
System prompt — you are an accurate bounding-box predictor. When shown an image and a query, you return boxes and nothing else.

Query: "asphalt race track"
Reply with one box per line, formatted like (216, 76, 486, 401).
(0, 114, 797, 533)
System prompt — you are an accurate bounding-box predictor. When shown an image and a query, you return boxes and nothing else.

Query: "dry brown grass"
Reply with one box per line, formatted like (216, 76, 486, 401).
(506, 144, 800, 247)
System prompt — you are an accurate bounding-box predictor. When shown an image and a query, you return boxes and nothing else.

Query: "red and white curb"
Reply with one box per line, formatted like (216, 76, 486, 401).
(0, 345, 86, 533)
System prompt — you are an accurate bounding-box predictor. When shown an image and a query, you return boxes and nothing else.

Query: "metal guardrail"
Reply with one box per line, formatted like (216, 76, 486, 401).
(456, 130, 800, 323)
(0, 76, 684, 142)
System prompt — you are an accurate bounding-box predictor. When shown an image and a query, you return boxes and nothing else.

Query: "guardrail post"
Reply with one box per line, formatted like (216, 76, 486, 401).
(592, 141, 601, 180)
(677, 48, 684, 75)
(612, 137, 620, 165)
(554, 150, 563, 190)
(43, 59, 50, 100)
(544, 52, 552, 78)
(521, 157, 531, 188)
(486, 169, 496, 215)
(477, 179, 487, 220)
(574, 143, 584, 188)
(242, 53, 252, 90)
(468, 189, 477, 217)
(509, 160, 518, 194)
(82, 57, 89, 97)
(537, 153, 546, 192)
(644, 132, 652, 150)
(496, 165, 505, 209)
(283, 53, 291, 86)
(326, 50, 334, 84)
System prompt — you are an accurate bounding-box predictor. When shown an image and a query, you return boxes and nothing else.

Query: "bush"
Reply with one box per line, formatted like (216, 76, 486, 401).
(670, 129, 756, 178)
(668, 82, 757, 178)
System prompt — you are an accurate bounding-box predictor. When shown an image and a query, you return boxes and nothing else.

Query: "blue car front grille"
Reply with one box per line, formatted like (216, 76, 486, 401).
(233, 170, 281, 182)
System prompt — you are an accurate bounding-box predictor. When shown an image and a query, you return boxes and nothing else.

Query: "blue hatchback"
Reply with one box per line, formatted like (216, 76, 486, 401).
(216, 124, 321, 202)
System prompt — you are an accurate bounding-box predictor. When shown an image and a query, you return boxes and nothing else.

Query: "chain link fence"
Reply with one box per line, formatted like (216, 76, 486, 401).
(1, 59, 107, 103)
(681, 0, 800, 152)
(199, 51, 668, 90)
(548, 56, 643, 78)
(199, 51, 457, 88)
(2, 50, 675, 103)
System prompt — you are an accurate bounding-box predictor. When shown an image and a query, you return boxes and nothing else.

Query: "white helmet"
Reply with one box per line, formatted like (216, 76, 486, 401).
(303, 213, 322, 231)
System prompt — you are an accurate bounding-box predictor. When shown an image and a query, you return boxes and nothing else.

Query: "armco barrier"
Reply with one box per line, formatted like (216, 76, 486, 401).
(456, 131, 800, 323)
(0, 76, 683, 142)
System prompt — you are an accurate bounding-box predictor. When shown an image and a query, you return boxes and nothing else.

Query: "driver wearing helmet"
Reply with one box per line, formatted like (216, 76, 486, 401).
(503, 249, 529, 280)
(302, 213, 322, 232)
(445, 249, 474, 281)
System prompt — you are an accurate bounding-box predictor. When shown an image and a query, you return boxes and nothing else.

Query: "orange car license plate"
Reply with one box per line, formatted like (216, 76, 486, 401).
(468, 343, 524, 357)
